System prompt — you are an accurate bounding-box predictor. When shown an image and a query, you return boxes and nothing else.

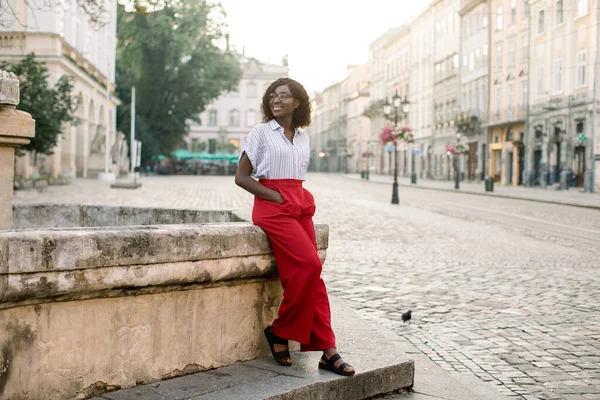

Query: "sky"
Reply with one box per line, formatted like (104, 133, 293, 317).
(216, 1, 427, 93)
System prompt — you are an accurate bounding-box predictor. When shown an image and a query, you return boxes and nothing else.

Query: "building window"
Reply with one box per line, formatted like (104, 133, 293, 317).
(578, 0, 589, 17)
(510, 0, 517, 24)
(495, 86, 501, 116)
(554, 58, 563, 92)
(229, 109, 240, 126)
(536, 66, 544, 97)
(522, 0, 529, 18)
(520, 77, 528, 106)
(246, 82, 257, 97)
(483, 15, 488, 28)
(208, 110, 218, 126)
(496, 6, 503, 30)
(577, 51, 587, 87)
(508, 45, 515, 68)
(246, 110, 256, 127)
(521, 41, 529, 62)
(469, 52, 475, 71)
(507, 82, 514, 112)
(453, 54, 459, 69)
(538, 10, 545, 34)
(556, 0, 564, 24)
(496, 44, 502, 68)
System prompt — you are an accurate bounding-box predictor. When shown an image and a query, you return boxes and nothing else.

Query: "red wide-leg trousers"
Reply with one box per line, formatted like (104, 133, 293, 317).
(252, 179, 336, 351)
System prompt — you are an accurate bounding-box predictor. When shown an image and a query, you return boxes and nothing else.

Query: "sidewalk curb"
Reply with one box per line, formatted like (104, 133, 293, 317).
(342, 175, 600, 211)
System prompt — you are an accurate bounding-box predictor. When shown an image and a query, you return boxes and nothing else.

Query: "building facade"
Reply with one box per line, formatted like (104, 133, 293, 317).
(527, 0, 600, 190)
(344, 64, 371, 173)
(363, 26, 408, 176)
(0, 0, 121, 179)
(486, 0, 529, 185)
(458, 0, 489, 181)
(384, 26, 412, 177)
(409, 5, 435, 179)
(187, 56, 288, 156)
(432, 0, 461, 181)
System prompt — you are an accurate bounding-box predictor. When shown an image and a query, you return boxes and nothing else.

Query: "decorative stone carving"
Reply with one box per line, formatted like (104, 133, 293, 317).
(0, 70, 19, 106)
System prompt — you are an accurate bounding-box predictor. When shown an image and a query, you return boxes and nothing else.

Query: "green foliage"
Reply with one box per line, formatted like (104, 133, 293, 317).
(115, 0, 243, 165)
(3, 53, 77, 160)
(216, 141, 237, 153)
(191, 140, 207, 153)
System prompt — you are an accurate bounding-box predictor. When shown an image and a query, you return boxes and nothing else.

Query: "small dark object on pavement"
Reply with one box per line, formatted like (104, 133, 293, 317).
(402, 310, 412, 324)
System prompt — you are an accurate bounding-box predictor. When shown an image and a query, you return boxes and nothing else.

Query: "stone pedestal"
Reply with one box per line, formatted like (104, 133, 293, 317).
(0, 70, 35, 230)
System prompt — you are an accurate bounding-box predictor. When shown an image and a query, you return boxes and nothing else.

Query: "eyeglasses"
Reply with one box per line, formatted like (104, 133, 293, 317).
(268, 92, 293, 101)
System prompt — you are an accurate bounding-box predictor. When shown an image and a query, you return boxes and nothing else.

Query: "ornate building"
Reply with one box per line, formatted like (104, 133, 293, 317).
(527, 0, 600, 191)
(458, 0, 490, 182)
(0, 0, 122, 179)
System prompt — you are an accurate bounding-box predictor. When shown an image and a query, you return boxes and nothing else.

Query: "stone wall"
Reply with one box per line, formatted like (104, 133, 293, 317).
(12, 203, 244, 230)
(0, 222, 329, 399)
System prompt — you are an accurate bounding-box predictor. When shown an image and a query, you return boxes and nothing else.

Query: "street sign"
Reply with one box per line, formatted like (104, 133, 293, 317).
(385, 143, 393, 153)
(578, 134, 587, 144)
(413, 149, 422, 155)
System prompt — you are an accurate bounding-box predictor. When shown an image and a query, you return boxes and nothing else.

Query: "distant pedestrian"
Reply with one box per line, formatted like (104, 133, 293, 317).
(235, 77, 355, 377)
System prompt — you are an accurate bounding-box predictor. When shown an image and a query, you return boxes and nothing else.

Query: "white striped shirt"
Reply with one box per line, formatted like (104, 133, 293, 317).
(240, 119, 310, 180)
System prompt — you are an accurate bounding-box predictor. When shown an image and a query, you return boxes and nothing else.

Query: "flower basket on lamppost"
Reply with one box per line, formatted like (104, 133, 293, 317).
(380, 90, 410, 204)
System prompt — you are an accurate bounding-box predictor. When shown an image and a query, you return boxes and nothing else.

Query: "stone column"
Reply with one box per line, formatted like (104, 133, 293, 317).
(0, 70, 35, 230)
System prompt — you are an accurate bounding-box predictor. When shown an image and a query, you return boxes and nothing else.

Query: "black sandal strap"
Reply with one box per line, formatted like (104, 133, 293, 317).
(322, 353, 342, 366)
(337, 362, 350, 371)
(271, 331, 288, 346)
(275, 350, 290, 359)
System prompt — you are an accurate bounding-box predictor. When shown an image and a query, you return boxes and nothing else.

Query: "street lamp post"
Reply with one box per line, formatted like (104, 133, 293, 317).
(455, 131, 461, 190)
(383, 90, 410, 204)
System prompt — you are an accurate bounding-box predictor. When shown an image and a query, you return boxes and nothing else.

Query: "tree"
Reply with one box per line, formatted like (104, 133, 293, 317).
(0, 0, 108, 28)
(2, 53, 77, 164)
(115, 0, 243, 165)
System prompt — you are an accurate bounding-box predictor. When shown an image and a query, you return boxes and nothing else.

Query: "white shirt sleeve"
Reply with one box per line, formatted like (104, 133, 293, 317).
(239, 126, 263, 172)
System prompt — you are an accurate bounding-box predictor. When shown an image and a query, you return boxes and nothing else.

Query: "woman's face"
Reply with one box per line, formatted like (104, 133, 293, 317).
(269, 84, 299, 119)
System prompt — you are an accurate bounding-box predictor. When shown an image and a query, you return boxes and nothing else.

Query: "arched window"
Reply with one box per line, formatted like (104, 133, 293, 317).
(229, 109, 240, 126)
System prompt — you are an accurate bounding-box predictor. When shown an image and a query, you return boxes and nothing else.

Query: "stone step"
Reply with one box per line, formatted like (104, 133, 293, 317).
(90, 297, 414, 400)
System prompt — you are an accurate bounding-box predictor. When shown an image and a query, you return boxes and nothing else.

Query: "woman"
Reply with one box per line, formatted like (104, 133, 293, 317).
(234, 77, 355, 377)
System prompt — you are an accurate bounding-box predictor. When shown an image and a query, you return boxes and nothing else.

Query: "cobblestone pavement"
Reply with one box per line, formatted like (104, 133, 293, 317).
(14, 174, 600, 400)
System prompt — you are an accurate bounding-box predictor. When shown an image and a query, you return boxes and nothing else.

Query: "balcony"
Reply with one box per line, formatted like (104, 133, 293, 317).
(486, 106, 527, 126)
(455, 109, 487, 135)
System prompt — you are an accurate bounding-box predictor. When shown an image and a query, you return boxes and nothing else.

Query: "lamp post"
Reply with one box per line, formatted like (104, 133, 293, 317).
(455, 131, 461, 190)
(383, 90, 410, 204)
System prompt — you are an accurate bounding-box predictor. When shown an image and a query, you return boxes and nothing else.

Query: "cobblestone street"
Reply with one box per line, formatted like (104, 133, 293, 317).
(14, 173, 600, 400)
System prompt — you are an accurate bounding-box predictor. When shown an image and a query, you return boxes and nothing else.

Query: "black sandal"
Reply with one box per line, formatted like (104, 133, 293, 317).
(264, 326, 292, 366)
(318, 353, 355, 376)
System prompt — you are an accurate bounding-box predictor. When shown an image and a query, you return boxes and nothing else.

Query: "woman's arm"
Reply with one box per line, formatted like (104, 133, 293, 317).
(235, 153, 283, 203)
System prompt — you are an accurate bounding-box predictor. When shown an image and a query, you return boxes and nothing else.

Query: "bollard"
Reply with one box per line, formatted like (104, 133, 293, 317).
(485, 177, 494, 192)
(411, 172, 417, 184)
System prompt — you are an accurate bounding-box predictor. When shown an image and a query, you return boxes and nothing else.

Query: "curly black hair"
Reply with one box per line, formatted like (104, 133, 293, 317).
(261, 77, 312, 128)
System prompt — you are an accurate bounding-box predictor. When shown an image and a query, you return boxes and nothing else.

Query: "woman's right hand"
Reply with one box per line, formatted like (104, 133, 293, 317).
(272, 191, 285, 204)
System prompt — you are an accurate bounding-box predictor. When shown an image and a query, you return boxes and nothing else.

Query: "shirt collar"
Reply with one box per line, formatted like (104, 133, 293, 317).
(269, 119, 301, 135)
